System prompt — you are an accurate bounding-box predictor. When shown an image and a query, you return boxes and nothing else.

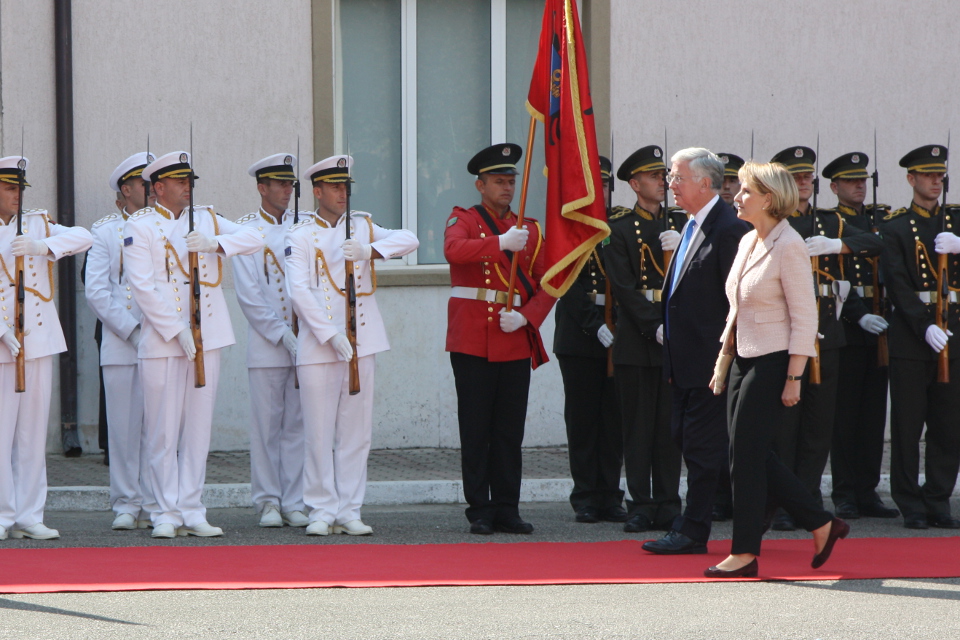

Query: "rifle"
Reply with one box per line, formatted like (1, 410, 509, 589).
(14, 133, 26, 393)
(344, 154, 360, 395)
(936, 132, 951, 383)
(809, 136, 822, 385)
(188, 126, 205, 387)
(750, 130, 755, 160)
(871, 130, 888, 367)
(662, 128, 673, 269)
(604, 137, 615, 378)
(292, 139, 301, 389)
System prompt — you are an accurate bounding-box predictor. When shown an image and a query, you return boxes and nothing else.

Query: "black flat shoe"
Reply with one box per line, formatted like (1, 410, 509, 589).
(575, 507, 600, 523)
(704, 559, 758, 578)
(812, 517, 849, 569)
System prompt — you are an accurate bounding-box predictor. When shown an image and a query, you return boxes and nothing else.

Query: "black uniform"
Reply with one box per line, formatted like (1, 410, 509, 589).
(605, 203, 685, 529)
(881, 202, 960, 527)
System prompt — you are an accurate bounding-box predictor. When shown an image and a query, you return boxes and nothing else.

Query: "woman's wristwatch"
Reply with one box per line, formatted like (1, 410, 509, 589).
(786, 374, 802, 381)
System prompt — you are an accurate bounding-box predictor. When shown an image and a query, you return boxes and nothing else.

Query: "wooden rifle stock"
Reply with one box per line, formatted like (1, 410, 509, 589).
(189, 252, 206, 387)
(345, 260, 360, 395)
(14, 255, 25, 392)
(937, 252, 950, 383)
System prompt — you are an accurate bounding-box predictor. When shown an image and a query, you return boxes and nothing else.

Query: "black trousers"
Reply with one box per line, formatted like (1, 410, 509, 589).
(558, 355, 624, 512)
(451, 352, 530, 523)
(776, 347, 839, 505)
(615, 364, 681, 525)
(671, 383, 727, 543)
(889, 357, 960, 518)
(728, 351, 833, 555)
(831, 343, 888, 505)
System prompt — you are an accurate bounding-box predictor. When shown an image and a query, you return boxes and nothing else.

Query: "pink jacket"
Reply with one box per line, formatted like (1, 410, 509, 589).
(720, 219, 818, 358)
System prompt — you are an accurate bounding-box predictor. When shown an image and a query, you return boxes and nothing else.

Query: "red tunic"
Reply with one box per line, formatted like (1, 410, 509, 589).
(443, 205, 556, 367)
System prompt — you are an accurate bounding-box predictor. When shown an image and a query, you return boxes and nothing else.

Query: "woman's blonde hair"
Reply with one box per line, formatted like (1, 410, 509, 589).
(737, 161, 799, 220)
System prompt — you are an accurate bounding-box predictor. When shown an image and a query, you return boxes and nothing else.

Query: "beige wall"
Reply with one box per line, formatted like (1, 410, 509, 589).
(611, 0, 960, 210)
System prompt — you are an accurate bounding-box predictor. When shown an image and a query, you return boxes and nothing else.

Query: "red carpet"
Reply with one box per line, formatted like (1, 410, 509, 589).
(0, 537, 957, 593)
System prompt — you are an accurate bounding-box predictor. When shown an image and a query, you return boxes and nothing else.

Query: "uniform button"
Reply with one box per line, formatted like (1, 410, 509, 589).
(174, 287, 179, 292)
(485, 279, 491, 284)
(487, 317, 492, 322)
(327, 315, 333, 319)
(177, 307, 181, 312)
(326, 305, 331, 310)
(175, 297, 180, 302)
(126, 286, 131, 291)
(480, 233, 486, 238)
(361, 322, 365, 326)
(488, 306, 494, 312)
(126, 305, 131, 310)
(1, 307, 5, 311)
(284, 316, 288, 321)
(38, 322, 42, 326)
(127, 295, 132, 300)
(484, 270, 490, 275)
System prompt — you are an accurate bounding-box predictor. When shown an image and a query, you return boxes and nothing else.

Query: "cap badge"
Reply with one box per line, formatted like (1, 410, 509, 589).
(502, 147, 511, 156)
(179, 153, 188, 163)
(852, 154, 860, 163)
(284, 155, 293, 165)
(721, 155, 729, 164)
(16, 159, 26, 170)
(654, 149, 661, 158)
(794, 148, 804, 158)
(147, 153, 155, 162)
(933, 147, 941, 157)
(337, 158, 347, 168)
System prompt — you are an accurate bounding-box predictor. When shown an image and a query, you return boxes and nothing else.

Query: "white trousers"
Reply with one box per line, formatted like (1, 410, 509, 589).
(139, 350, 220, 528)
(248, 366, 305, 513)
(0, 356, 52, 530)
(299, 355, 375, 525)
(103, 364, 150, 516)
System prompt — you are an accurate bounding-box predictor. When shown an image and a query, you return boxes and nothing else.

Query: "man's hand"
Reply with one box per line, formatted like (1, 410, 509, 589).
(805, 236, 843, 256)
(11, 237, 48, 257)
(128, 326, 141, 349)
(177, 328, 197, 361)
(329, 333, 355, 361)
(499, 309, 528, 333)
(597, 325, 614, 348)
(659, 230, 681, 253)
(656, 324, 664, 345)
(186, 231, 219, 254)
(925, 325, 953, 353)
(499, 226, 529, 252)
(857, 314, 888, 335)
(282, 329, 298, 357)
(0, 328, 21, 357)
(935, 232, 960, 255)
(342, 239, 373, 261)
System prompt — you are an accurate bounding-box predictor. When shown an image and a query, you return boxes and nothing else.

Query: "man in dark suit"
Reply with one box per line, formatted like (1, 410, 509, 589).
(643, 148, 748, 555)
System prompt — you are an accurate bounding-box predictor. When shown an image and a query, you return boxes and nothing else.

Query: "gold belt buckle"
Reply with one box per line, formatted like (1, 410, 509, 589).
(494, 291, 510, 305)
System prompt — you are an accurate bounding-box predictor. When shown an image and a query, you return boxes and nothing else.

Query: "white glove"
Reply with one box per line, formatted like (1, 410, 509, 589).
(177, 328, 197, 361)
(282, 329, 298, 357)
(499, 226, 529, 252)
(11, 236, 48, 257)
(128, 326, 141, 349)
(499, 309, 528, 333)
(329, 332, 355, 361)
(925, 325, 953, 353)
(659, 230, 681, 253)
(0, 328, 21, 357)
(857, 314, 888, 335)
(597, 324, 614, 348)
(656, 324, 664, 345)
(935, 232, 960, 255)
(185, 231, 219, 254)
(805, 236, 843, 256)
(341, 239, 373, 261)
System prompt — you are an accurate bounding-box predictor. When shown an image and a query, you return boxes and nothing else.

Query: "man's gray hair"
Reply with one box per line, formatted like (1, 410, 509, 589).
(671, 147, 723, 191)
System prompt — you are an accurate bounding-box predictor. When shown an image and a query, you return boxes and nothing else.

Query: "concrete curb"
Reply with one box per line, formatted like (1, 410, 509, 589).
(45, 474, 918, 511)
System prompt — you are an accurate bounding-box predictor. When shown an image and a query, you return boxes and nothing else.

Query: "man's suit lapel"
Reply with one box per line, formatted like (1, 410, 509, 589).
(676, 198, 723, 287)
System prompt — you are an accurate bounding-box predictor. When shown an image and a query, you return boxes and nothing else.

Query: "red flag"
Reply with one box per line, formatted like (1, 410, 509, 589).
(526, 0, 609, 297)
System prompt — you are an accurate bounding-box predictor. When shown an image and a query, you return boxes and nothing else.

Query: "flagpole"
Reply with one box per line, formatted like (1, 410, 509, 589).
(505, 115, 538, 312)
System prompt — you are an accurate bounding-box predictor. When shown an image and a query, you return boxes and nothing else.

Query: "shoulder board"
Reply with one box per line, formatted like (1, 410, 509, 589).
(92, 212, 119, 229)
(883, 207, 907, 221)
(609, 205, 632, 221)
(289, 218, 314, 231)
(349, 210, 372, 218)
(127, 207, 153, 221)
(667, 206, 685, 213)
(235, 212, 258, 224)
(865, 203, 890, 212)
(22, 208, 48, 216)
(945, 204, 960, 211)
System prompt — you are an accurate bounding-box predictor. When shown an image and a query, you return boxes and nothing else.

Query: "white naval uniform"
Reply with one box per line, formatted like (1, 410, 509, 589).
(285, 211, 418, 525)
(84, 209, 152, 519)
(233, 208, 312, 515)
(123, 203, 261, 528)
(0, 209, 92, 530)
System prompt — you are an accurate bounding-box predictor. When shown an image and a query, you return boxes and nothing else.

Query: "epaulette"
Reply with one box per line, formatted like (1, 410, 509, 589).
(667, 206, 686, 214)
(235, 212, 258, 225)
(349, 210, 372, 218)
(127, 207, 153, 220)
(289, 218, 314, 231)
(883, 207, 907, 221)
(865, 203, 890, 212)
(92, 212, 119, 229)
(609, 205, 632, 221)
(22, 208, 48, 216)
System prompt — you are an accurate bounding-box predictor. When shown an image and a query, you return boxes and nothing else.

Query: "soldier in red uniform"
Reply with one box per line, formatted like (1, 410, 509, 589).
(444, 143, 556, 535)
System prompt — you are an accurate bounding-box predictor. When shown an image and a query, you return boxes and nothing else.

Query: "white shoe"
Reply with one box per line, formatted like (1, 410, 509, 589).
(305, 520, 330, 536)
(151, 523, 177, 538)
(0, 525, 7, 540)
(112, 513, 137, 530)
(281, 510, 309, 527)
(259, 505, 283, 528)
(177, 522, 224, 537)
(333, 519, 373, 536)
(11, 523, 60, 540)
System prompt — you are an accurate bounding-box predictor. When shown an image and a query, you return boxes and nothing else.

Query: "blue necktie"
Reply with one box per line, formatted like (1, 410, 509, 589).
(669, 219, 697, 297)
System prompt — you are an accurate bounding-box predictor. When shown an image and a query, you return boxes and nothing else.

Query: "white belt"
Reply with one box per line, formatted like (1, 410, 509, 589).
(855, 286, 875, 298)
(587, 292, 606, 306)
(816, 284, 834, 297)
(450, 286, 521, 307)
(917, 290, 958, 304)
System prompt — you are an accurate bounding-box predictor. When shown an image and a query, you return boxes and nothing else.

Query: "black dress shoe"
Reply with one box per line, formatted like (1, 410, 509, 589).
(833, 501, 861, 519)
(575, 507, 600, 523)
(812, 517, 849, 569)
(903, 514, 929, 529)
(598, 506, 628, 523)
(771, 512, 796, 531)
(623, 513, 653, 533)
(641, 530, 707, 555)
(494, 517, 534, 534)
(469, 519, 494, 535)
(928, 513, 960, 529)
(858, 500, 899, 519)
(704, 558, 758, 578)
(711, 504, 732, 522)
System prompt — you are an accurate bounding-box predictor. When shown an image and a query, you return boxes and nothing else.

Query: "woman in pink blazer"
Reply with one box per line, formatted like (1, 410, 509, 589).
(705, 162, 849, 578)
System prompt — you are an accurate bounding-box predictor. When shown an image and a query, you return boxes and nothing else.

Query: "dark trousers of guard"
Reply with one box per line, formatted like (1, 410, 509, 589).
(728, 351, 833, 555)
(831, 344, 889, 506)
(558, 355, 624, 512)
(615, 365, 681, 526)
(776, 347, 840, 506)
(450, 353, 530, 523)
(889, 357, 960, 519)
